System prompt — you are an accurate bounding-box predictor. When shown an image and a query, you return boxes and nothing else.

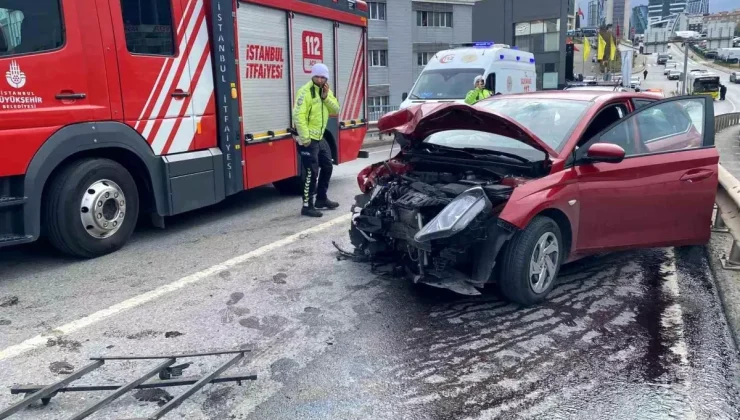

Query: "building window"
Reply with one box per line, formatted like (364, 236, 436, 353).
(368, 2, 386, 21)
(369, 49, 387, 67)
(416, 11, 452, 28)
(120, 0, 176, 56)
(417, 52, 433, 66)
(368, 96, 390, 120)
(514, 18, 560, 53)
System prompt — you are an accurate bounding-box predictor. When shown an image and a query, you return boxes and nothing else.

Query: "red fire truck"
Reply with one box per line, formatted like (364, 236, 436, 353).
(0, 0, 368, 257)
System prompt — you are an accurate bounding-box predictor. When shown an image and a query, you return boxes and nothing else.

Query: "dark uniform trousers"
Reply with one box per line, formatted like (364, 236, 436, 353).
(298, 139, 333, 206)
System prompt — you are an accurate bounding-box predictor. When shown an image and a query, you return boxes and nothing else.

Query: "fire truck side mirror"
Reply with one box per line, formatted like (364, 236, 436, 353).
(402, 92, 408, 101)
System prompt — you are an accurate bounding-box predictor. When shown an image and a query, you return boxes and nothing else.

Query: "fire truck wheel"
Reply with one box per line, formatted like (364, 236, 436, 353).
(44, 158, 139, 258)
(273, 175, 305, 196)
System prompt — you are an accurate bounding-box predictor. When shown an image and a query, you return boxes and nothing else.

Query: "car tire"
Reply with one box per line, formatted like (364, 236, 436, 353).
(497, 216, 563, 306)
(273, 175, 305, 196)
(44, 158, 139, 258)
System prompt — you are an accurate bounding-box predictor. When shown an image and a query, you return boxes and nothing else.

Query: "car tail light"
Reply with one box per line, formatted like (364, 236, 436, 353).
(357, 165, 375, 193)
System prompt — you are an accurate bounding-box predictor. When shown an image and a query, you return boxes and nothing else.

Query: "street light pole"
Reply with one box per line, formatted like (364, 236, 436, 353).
(682, 40, 690, 95)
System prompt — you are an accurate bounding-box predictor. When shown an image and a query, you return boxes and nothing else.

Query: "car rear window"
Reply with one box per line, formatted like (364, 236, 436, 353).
(479, 98, 591, 152)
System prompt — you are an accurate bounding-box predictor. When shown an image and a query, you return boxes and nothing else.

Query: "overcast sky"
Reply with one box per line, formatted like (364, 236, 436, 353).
(580, 0, 736, 22)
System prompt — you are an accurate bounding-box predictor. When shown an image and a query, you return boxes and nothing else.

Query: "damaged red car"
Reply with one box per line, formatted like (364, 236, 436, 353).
(348, 92, 718, 305)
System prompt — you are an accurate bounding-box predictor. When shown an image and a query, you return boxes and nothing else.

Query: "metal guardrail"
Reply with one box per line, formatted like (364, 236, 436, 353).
(716, 113, 740, 133)
(713, 112, 740, 270)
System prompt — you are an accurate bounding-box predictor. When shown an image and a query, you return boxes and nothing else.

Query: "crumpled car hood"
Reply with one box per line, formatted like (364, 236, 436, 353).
(377, 102, 558, 157)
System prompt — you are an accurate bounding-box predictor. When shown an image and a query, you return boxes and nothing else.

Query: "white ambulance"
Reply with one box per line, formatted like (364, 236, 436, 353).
(399, 42, 537, 110)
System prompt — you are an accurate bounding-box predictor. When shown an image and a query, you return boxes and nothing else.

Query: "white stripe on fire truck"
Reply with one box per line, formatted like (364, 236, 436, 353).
(136, 0, 197, 132)
(168, 55, 214, 154)
(142, 0, 203, 143)
(152, 13, 210, 155)
(165, 31, 213, 154)
(341, 36, 363, 120)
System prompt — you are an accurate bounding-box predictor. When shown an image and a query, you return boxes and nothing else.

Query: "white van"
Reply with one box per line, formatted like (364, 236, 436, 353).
(399, 42, 538, 110)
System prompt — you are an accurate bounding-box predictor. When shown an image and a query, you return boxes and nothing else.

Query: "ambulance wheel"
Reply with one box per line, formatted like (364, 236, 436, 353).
(44, 158, 139, 258)
(273, 175, 305, 196)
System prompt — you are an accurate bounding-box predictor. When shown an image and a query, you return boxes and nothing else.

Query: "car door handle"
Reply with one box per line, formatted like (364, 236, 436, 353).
(171, 90, 190, 99)
(680, 170, 714, 182)
(55, 92, 86, 100)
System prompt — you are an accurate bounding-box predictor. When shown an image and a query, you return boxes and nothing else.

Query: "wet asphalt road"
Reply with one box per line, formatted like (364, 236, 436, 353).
(2, 66, 740, 418)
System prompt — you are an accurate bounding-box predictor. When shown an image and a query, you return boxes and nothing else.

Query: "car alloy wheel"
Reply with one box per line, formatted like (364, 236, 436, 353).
(529, 232, 559, 294)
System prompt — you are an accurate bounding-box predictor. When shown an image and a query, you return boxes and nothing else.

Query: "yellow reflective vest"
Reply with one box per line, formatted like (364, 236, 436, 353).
(293, 81, 340, 144)
(465, 88, 492, 105)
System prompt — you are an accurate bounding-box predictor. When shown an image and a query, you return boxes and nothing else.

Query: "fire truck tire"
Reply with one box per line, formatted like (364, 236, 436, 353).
(44, 158, 139, 258)
(273, 175, 305, 196)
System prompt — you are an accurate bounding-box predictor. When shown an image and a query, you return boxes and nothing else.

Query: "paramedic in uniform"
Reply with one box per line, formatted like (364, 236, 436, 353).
(293, 63, 341, 218)
(465, 75, 492, 105)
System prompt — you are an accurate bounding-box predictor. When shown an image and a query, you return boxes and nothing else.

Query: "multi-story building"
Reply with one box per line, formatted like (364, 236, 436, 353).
(704, 10, 740, 25)
(687, 14, 704, 32)
(631, 5, 649, 35)
(588, 0, 599, 27)
(612, 0, 631, 39)
(686, 0, 709, 15)
(648, 0, 689, 25)
(367, 0, 478, 113)
(472, 0, 571, 90)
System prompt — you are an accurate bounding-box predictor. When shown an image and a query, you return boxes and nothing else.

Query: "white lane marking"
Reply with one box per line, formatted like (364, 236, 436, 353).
(660, 248, 689, 369)
(0, 214, 352, 362)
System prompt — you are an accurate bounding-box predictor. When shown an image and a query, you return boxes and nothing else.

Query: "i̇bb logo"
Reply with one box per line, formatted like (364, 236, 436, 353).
(302, 31, 323, 73)
(6, 61, 26, 89)
(439, 54, 455, 64)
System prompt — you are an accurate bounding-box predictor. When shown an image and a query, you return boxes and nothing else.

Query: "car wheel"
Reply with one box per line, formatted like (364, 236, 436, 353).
(44, 158, 139, 258)
(497, 216, 563, 305)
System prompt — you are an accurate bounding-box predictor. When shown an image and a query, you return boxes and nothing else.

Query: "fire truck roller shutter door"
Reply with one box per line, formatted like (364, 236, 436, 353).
(238, 3, 291, 138)
(291, 13, 336, 156)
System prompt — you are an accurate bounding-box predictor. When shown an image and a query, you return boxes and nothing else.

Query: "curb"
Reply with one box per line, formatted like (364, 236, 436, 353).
(706, 230, 740, 350)
(362, 137, 396, 150)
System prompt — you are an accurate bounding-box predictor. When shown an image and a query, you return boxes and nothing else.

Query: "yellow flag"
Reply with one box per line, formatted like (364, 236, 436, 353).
(597, 34, 606, 60)
(610, 35, 617, 61)
(583, 38, 591, 62)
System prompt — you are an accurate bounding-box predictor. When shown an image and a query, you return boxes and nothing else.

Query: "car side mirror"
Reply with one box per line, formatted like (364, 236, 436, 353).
(402, 92, 408, 101)
(584, 143, 625, 164)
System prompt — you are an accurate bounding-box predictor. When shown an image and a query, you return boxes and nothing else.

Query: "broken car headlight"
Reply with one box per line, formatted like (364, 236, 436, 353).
(414, 186, 492, 242)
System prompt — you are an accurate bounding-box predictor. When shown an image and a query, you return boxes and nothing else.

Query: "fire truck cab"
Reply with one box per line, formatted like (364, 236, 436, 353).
(0, 0, 368, 257)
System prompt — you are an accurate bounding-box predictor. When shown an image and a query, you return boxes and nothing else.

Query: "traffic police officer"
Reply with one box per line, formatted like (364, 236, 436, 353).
(465, 75, 492, 105)
(293, 63, 341, 217)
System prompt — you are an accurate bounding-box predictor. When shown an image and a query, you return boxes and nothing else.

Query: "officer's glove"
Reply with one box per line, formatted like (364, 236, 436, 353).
(300, 137, 312, 146)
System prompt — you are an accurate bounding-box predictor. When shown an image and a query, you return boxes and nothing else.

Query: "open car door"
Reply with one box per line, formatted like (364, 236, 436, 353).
(573, 95, 718, 252)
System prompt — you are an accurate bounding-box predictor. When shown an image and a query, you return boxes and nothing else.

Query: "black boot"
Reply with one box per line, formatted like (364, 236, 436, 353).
(302, 197, 323, 217)
(315, 197, 339, 209)
(301, 206, 323, 217)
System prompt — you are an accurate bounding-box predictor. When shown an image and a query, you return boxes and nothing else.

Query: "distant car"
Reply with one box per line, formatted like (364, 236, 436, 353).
(583, 76, 598, 85)
(668, 69, 682, 80)
(664, 62, 678, 75)
(630, 76, 641, 90)
(731, 72, 740, 84)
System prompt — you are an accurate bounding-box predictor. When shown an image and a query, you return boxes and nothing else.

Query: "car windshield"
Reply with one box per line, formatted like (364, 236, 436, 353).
(409, 68, 485, 100)
(478, 98, 591, 152)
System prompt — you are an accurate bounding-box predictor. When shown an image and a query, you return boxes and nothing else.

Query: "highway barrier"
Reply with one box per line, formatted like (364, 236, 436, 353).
(713, 112, 740, 270)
